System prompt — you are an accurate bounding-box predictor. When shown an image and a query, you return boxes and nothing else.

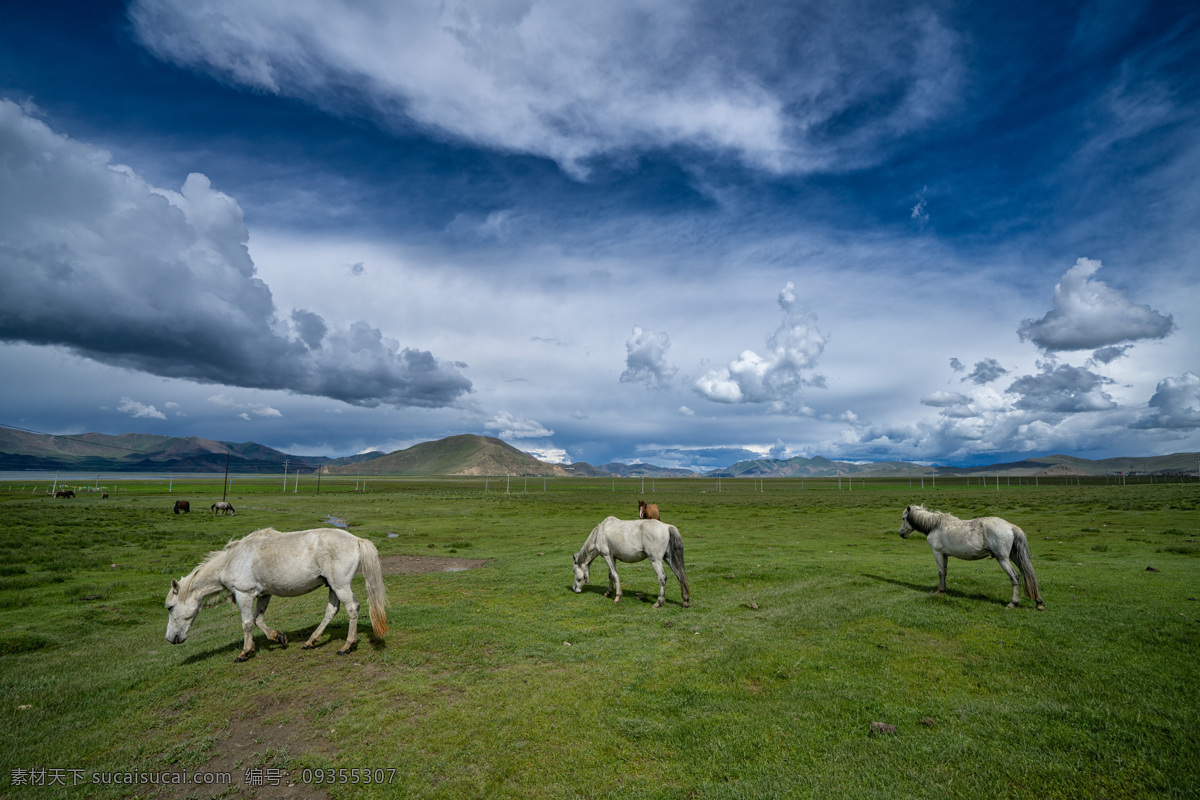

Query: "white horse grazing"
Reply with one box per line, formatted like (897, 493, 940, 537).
(211, 501, 235, 515)
(899, 505, 1044, 610)
(572, 516, 690, 608)
(165, 527, 388, 661)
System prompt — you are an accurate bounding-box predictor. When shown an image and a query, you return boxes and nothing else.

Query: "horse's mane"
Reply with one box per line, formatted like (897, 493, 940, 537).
(907, 504, 960, 532)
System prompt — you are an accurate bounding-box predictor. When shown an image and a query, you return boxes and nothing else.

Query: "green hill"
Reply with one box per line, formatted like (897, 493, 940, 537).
(0, 428, 327, 473)
(322, 434, 568, 477)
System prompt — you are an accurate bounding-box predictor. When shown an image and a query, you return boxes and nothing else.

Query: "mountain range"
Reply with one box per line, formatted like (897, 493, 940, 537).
(1, 427, 1195, 478)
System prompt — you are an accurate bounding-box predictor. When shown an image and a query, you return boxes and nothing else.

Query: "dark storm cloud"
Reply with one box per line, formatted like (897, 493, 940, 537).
(963, 358, 1007, 385)
(0, 101, 471, 408)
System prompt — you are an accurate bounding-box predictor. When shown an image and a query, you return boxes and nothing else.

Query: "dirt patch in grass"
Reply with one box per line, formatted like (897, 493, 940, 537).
(155, 694, 337, 800)
(380, 555, 491, 575)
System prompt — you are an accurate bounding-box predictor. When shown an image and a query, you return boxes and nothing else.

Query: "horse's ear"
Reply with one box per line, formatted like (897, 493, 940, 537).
(171, 579, 180, 593)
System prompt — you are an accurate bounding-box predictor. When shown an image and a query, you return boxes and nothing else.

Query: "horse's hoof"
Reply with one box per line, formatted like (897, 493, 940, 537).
(276, 633, 288, 647)
(303, 642, 315, 649)
(1036, 603, 1045, 611)
(235, 653, 250, 662)
(682, 602, 690, 608)
(1005, 602, 1016, 609)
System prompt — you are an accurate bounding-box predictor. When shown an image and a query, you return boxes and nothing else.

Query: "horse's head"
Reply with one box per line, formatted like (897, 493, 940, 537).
(164, 578, 202, 644)
(899, 505, 916, 538)
(571, 553, 590, 593)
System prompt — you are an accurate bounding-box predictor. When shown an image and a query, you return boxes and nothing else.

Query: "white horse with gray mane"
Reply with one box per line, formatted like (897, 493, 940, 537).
(572, 516, 690, 608)
(165, 527, 388, 661)
(899, 505, 1044, 610)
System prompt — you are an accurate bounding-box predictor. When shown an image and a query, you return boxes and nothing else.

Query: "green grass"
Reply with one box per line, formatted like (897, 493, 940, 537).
(0, 477, 1197, 798)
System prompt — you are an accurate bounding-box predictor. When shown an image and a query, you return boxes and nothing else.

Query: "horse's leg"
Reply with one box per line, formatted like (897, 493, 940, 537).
(304, 588, 341, 649)
(253, 595, 287, 646)
(233, 591, 259, 662)
(602, 555, 621, 602)
(650, 558, 667, 608)
(933, 551, 948, 594)
(332, 584, 360, 655)
(996, 555, 1021, 608)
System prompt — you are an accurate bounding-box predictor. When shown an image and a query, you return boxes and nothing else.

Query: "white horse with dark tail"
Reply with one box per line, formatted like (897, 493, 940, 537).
(572, 516, 690, 608)
(165, 527, 388, 661)
(899, 505, 1044, 610)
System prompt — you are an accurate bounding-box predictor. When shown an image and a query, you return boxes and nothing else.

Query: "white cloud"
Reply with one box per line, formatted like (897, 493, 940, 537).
(695, 281, 828, 407)
(117, 397, 167, 420)
(1018, 258, 1175, 351)
(1133, 372, 1200, 430)
(0, 101, 471, 408)
(524, 445, 568, 464)
(207, 392, 283, 418)
(129, 0, 963, 177)
(485, 410, 553, 439)
(620, 326, 676, 388)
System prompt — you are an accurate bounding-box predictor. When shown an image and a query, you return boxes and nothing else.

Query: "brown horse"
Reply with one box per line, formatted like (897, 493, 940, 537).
(637, 499, 660, 520)
(55, 490, 75, 498)
(174, 500, 191, 515)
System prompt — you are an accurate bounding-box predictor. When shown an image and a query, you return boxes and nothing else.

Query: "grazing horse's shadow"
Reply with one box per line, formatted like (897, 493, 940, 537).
(861, 573, 996, 604)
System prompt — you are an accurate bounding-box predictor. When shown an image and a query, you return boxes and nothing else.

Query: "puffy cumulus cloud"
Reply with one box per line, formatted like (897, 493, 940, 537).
(1133, 372, 1200, 429)
(523, 445, 569, 464)
(0, 101, 471, 408)
(695, 282, 828, 408)
(963, 358, 1007, 385)
(485, 411, 553, 439)
(1018, 258, 1175, 351)
(117, 397, 167, 420)
(129, 0, 963, 177)
(620, 326, 676, 388)
(1006, 364, 1117, 414)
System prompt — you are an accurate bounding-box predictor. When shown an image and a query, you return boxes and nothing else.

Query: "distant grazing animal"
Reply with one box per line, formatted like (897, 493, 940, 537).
(637, 500, 660, 520)
(54, 490, 75, 498)
(101, 492, 108, 499)
(899, 504, 1044, 610)
(572, 516, 690, 608)
(174, 500, 190, 514)
(211, 501, 235, 515)
(165, 527, 388, 661)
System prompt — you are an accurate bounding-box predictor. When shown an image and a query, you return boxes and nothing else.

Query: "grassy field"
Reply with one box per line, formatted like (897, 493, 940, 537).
(0, 475, 1197, 799)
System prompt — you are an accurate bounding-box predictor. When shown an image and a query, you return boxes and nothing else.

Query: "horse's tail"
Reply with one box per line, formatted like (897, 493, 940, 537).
(664, 525, 691, 607)
(1009, 526, 1044, 607)
(357, 538, 389, 638)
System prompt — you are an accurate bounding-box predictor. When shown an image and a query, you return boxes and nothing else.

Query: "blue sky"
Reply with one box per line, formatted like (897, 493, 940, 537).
(1, 0, 1197, 470)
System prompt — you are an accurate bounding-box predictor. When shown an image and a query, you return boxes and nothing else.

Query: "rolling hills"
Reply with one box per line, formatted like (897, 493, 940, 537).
(1, 426, 1194, 478)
